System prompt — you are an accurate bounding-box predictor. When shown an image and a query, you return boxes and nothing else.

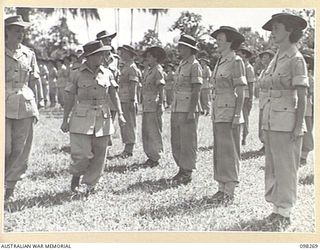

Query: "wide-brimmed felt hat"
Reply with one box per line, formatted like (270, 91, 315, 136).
(262, 13, 307, 31)
(178, 34, 199, 51)
(211, 26, 245, 43)
(118, 45, 137, 56)
(96, 30, 117, 40)
(5, 15, 31, 27)
(238, 46, 253, 58)
(259, 49, 275, 58)
(143, 46, 167, 62)
(82, 40, 112, 57)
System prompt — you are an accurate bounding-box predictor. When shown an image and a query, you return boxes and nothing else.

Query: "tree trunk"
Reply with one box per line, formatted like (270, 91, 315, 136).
(130, 9, 133, 45)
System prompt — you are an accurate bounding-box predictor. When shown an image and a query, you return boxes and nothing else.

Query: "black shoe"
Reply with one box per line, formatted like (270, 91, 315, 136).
(265, 213, 278, 223)
(71, 176, 80, 192)
(271, 214, 291, 230)
(242, 139, 246, 146)
(172, 169, 192, 185)
(210, 191, 225, 203)
(5, 188, 14, 201)
(144, 159, 159, 167)
(119, 151, 133, 159)
(300, 158, 307, 166)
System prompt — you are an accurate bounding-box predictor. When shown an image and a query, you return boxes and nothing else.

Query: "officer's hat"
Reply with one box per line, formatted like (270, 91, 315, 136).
(258, 49, 275, 59)
(96, 30, 117, 40)
(211, 26, 245, 43)
(5, 15, 31, 27)
(143, 46, 167, 63)
(262, 13, 307, 31)
(177, 34, 199, 51)
(118, 45, 137, 56)
(82, 41, 112, 57)
(238, 46, 253, 58)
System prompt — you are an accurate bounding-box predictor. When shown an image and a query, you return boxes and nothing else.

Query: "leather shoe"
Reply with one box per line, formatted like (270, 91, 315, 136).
(71, 176, 80, 192)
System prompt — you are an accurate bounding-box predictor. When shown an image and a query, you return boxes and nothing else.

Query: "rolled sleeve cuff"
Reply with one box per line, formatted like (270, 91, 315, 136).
(129, 76, 139, 82)
(233, 76, 247, 87)
(65, 83, 76, 94)
(293, 75, 309, 87)
(191, 76, 203, 84)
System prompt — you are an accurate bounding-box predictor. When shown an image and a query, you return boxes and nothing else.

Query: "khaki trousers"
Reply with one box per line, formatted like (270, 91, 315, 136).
(142, 111, 163, 161)
(69, 133, 109, 186)
(242, 97, 251, 140)
(264, 130, 302, 212)
(301, 116, 313, 160)
(5, 117, 34, 189)
(213, 122, 240, 195)
(120, 102, 136, 152)
(165, 89, 174, 106)
(200, 88, 211, 112)
(171, 112, 199, 171)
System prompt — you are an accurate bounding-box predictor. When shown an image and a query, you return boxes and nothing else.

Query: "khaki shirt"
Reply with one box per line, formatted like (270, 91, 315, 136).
(56, 65, 69, 88)
(39, 64, 49, 85)
(261, 45, 309, 132)
(211, 51, 247, 123)
(5, 44, 40, 119)
(201, 64, 212, 89)
(118, 61, 139, 102)
(142, 64, 165, 112)
(243, 61, 255, 98)
(65, 63, 117, 137)
(172, 55, 203, 112)
(257, 67, 271, 109)
(165, 71, 175, 90)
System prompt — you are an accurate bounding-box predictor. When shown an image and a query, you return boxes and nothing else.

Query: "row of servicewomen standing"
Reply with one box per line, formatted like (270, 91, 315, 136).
(4, 12, 312, 231)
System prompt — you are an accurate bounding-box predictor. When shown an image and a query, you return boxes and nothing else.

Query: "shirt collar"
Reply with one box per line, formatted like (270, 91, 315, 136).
(180, 55, 195, 66)
(5, 44, 27, 59)
(223, 50, 236, 62)
(278, 45, 298, 60)
(79, 62, 104, 74)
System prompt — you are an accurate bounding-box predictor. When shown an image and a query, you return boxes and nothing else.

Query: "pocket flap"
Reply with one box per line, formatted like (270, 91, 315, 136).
(216, 94, 235, 108)
(74, 107, 88, 116)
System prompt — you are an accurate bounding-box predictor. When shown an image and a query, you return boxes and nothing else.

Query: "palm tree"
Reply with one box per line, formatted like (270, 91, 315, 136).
(138, 8, 168, 35)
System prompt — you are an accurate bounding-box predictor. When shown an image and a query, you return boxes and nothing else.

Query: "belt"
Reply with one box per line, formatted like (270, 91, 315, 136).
(78, 99, 108, 105)
(214, 88, 234, 94)
(269, 89, 296, 97)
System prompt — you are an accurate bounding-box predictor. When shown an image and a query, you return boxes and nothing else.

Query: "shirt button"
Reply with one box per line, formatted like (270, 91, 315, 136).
(268, 99, 270, 102)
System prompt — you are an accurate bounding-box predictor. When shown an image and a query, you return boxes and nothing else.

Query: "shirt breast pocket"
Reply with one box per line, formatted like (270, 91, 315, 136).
(278, 72, 292, 88)
(74, 106, 88, 117)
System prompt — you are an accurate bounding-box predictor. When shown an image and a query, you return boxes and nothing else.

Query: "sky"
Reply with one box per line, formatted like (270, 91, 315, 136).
(28, 8, 305, 49)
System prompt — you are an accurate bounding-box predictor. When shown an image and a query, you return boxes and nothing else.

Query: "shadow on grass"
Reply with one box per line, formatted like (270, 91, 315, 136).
(227, 217, 289, 232)
(27, 168, 69, 181)
(198, 145, 214, 152)
(299, 174, 314, 185)
(113, 177, 182, 195)
(4, 190, 84, 213)
(135, 195, 223, 220)
(104, 162, 152, 174)
(241, 149, 264, 160)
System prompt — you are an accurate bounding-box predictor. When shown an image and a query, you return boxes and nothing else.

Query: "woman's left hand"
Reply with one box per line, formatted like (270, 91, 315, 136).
(291, 127, 303, 141)
(232, 117, 240, 128)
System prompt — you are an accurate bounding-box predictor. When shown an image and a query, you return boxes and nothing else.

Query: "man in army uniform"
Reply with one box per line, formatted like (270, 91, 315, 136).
(170, 35, 203, 185)
(117, 45, 140, 158)
(5, 15, 43, 200)
(61, 40, 125, 195)
(38, 57, 50, 107)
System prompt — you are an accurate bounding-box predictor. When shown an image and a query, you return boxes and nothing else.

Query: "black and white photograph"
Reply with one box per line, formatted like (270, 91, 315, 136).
(3, 6, 316, 236)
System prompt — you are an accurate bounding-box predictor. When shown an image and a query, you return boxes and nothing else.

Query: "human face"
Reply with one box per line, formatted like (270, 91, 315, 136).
(261, 54, 271, 66)
(215, 32, 231, 53)
(119, 49, 131, 61)
(6, 25, 25, 44)
(271, 21, 290, 44)
(87, 51, 104, 68)
(101, 37, 112, 46)
(146, 52, 158, 66)
(178, 44, 192, 59)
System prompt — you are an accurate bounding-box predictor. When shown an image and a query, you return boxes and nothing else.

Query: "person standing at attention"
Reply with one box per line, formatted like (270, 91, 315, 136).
(210, 26, 246, 204)
(170, 34, 202, 185)
(261, 13, 308, 228)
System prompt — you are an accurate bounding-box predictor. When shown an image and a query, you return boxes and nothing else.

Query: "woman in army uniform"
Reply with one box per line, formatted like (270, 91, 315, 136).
(210, 26, 247, 204)
(261, 13, 308, 227)
(5, 15, 43, 200)
(61, 41, 125, 195)
(141, 46, 166, 167)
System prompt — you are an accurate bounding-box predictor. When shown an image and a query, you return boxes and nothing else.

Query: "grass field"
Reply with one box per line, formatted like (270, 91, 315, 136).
(3, 100, 315, 232)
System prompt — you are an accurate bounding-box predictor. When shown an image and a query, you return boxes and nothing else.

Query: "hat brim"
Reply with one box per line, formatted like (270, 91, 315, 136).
(262, 15, 307, 31)
(211, 29, 245, 43)
(97, 32, 117, 40)
(118, 46, 137, 56)
(178, 41, 199, 51)
(83, 46, 112, 57)
(239, 48, 252, 57)
(6, 21, 31, 28)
